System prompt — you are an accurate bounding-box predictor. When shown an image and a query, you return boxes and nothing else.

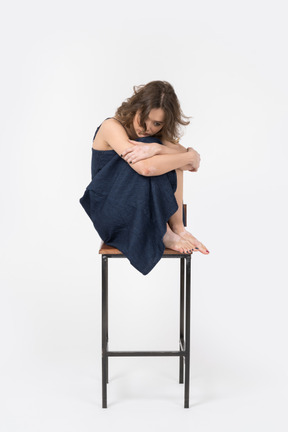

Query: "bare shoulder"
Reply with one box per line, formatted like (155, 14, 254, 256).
(100, 117, 130, 142)
(100, 117, 125, 133)
(93, 118, 125, 150)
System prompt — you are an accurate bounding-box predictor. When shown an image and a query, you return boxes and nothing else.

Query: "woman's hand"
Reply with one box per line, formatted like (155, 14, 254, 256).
(181, 147, 201, 172)
(121, 140, 160, 164)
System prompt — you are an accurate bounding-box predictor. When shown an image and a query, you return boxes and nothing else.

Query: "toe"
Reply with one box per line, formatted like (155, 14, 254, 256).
(199, 243, 209, 254)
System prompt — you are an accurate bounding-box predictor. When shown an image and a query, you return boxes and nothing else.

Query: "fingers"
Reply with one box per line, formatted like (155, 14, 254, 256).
(121, 150, 138, 164)
(121, 147, 134, 157)
(121, 143, 152, 164)
(121, 141, 142, 158)
(125, 156, 140, 164)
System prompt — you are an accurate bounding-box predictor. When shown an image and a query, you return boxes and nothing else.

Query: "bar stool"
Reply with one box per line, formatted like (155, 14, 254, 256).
(99, 205, 192, 408)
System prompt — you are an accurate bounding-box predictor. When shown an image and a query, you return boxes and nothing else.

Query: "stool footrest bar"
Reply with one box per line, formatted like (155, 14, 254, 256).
(107, 350, 185, 357)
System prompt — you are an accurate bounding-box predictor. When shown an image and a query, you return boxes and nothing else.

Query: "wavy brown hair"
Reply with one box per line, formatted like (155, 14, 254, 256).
(114, 81, 191, 143)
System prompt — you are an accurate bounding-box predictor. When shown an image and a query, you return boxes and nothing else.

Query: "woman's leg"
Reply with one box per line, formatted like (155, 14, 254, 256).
(168, 169, 185, 231)
(168, 169, 209, 254)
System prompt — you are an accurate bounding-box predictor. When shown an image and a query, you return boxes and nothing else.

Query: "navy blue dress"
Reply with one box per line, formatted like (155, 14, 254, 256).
(79, 119, 178, 275)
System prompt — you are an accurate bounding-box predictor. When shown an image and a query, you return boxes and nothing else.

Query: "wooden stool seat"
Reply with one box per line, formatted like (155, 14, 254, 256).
(99, 242, 190, 256)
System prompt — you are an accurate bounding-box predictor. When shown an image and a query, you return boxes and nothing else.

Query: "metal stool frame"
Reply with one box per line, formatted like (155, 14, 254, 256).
(100, 205, 192, 408)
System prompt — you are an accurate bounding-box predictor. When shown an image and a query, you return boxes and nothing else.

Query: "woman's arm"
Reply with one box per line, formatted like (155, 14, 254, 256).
(122, 140, 200, 172)
(121, 138, 186, 163)
(137, 149, 200, 176)
(100, 118, 199, 176)
(161, 140, 200, 171)
(160, 138, 187, 154)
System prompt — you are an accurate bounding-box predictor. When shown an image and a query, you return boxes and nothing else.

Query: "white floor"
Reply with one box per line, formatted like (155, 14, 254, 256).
(1, 341, 287, 432)
(1, 254, 288, 432)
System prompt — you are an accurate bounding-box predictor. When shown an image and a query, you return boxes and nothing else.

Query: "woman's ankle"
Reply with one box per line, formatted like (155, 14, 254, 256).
(169, 223, 185, 234)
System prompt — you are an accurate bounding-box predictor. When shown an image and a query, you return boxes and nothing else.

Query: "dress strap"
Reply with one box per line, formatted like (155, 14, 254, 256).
(93, 117, 127, 141)
(110, 117, 127, 132)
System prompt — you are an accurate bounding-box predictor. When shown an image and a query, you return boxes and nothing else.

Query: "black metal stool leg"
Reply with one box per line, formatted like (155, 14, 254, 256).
(179, 257, 185, 384)
(184, 255, 191, 408)
(105, 259, 109, 384)
(102, 255, 108, 408)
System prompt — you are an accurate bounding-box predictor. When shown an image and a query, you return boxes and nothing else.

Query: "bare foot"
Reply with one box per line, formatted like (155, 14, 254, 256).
(172, 227, 210, 254)
(163, 226, 193, 254)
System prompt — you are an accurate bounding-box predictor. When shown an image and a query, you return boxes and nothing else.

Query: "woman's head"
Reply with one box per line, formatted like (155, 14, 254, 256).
(115, 81, 190, 143)
(132, 107, 165, 138)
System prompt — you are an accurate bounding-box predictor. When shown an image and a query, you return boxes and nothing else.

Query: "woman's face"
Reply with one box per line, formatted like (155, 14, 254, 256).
(133, 108, 165, 137)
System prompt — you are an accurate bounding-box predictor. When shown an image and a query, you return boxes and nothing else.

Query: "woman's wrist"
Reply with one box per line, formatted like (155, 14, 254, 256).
(185, 149, 193, 165)
(186, 147, 200, 170)
(154, 143, 162, 155)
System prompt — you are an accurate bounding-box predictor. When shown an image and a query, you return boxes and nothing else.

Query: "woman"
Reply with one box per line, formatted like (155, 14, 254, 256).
(80, 81, 209, 275)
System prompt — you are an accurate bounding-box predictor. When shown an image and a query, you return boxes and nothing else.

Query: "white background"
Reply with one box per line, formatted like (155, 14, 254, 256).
(1, 0, 288, 430)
